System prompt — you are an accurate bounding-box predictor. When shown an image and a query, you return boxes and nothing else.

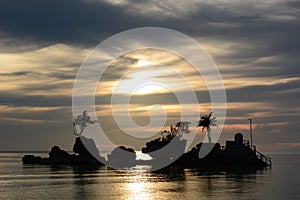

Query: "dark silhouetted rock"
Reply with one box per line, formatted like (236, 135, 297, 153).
(49, 146, 69, 158)
(73, 137, 105, 164)
(142, 136, 186, 161)
(107, 146, 136, 168)
(22, 155, 43, 164)
(48, 146, 72, 164)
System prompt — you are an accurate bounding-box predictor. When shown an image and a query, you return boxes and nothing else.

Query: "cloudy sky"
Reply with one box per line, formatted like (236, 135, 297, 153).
(0, 0, 299, 153)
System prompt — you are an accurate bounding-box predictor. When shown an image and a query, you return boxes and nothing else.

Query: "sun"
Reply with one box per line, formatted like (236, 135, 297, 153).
(136, 60, 155, 67)
(114, 78, 168, 95)
(133, 82, 167, 95)
(113, 60, 170, 95)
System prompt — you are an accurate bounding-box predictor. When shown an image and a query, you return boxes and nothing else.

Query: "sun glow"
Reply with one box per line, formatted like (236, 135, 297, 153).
(136, 60, 155, 67)
(114, 75, 168, 95)
(133, 82, 168, 95)
(113, 60, 172, 95)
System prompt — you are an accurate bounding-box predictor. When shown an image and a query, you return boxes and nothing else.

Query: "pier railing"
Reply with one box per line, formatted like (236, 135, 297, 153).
(220, 142, 272, 167)
(251, 145, 272, 166)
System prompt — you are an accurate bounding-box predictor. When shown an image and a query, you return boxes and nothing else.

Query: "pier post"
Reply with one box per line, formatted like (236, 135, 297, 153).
(249, 119, 253, 147)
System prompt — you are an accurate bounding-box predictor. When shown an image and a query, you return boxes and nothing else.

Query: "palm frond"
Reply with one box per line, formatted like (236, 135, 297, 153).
(197, 112, 217, 131)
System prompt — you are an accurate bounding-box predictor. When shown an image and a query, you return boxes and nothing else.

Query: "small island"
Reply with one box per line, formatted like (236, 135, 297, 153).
(22, 112, 271, 170)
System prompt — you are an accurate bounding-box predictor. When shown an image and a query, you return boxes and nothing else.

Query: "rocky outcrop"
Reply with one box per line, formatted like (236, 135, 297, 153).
(72, 137, 105, 164)
(22, 137, 105, 165)
(47, 146, 73, 164)
(107, 146, 136, 168)
(22, 155, 43, 164)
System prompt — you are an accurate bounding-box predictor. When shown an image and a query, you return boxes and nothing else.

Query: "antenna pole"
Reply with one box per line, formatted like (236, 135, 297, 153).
(249, 118, 253, 147)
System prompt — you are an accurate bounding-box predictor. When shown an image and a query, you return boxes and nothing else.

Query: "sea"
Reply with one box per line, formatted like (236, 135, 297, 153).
(0, 152, 299, 200)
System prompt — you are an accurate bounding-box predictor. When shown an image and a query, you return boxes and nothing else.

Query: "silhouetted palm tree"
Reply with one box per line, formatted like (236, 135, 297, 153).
(197, 112, 217, 143)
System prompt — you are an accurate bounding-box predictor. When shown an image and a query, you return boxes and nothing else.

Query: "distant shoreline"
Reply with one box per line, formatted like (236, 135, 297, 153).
(0, 150, 56, 153)
(1, 150, 300, 155)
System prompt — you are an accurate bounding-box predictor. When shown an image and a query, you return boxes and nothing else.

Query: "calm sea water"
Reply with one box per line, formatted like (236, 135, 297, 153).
(0, 152, 299, 200)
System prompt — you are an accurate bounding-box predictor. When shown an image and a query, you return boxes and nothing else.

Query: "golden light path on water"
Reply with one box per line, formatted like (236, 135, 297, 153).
(90, 166, 264, 200)
(125, 170, 153, 200)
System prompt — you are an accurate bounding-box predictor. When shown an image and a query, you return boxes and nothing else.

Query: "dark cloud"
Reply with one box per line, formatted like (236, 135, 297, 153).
(100, 55, 138, 81)
(1, 0, 299, 75)
(0, 92, 71, 107)
(286, 0, 300, 8)
(226, 78, 300, 108)
(0, 71, 32, 76)
(0, 70, 76, 82)
(0, 0, 158, 50)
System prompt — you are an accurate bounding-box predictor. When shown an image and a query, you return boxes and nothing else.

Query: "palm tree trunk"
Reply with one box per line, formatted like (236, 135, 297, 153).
(208, 128, 212, 143)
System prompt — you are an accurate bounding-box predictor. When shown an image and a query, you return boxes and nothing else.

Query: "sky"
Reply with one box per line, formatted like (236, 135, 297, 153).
(0, 0, 300, 152)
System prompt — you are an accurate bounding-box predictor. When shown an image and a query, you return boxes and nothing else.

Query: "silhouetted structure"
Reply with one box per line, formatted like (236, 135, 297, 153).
(141, 129, 271, 169)
(173, 133, 272, 168)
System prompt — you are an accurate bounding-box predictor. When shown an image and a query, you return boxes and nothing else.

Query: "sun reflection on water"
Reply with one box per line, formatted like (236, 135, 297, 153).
(126, 180, 151, 200)
(124, 169, 153, 200)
